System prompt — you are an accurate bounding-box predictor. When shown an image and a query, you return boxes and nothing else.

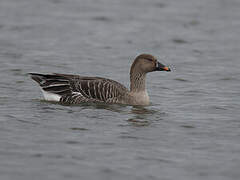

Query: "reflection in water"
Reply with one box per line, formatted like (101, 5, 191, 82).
(90, 103, 127, 113)
(38, 100, 164, 127)
(131, 106, 158, 115)
(41, 100, 126, 113)
(70, 127, 89, 131)
(127, 118, 150, 127)
(127, 106, 159, 127)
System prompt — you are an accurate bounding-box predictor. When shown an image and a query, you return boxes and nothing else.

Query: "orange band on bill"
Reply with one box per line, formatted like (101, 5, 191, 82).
(163, 67, 170, 71)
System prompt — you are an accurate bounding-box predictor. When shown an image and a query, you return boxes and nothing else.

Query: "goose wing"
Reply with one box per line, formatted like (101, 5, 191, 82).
(29, 73, 129, 104)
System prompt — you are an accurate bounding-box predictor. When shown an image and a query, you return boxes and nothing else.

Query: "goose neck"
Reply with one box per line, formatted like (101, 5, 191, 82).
(130, 72, 146, 92)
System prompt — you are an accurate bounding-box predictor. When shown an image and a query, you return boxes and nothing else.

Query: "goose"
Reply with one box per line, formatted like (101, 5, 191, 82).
(29, 54, 171, 105)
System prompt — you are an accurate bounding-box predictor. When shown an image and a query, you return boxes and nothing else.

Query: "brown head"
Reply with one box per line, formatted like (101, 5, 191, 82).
(130, 54, 171, 76)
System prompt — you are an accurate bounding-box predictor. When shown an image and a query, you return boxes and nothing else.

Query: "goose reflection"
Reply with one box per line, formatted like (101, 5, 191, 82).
(127, 106, 159, 127)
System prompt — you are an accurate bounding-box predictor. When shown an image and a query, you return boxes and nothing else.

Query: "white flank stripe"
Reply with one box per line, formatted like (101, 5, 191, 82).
(44, 84, 67, 88)
(41, 90, 61, 102)
(72, 92, 83, 96)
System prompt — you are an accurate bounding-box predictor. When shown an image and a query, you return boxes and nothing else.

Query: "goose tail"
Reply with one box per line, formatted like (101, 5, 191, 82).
(29, 73, 72, 102)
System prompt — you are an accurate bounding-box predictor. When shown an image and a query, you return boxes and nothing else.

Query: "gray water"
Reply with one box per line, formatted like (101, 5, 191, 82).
(0, 0, 240, 179)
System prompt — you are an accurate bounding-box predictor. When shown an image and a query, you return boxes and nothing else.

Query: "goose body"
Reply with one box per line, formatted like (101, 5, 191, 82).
(29, 54, 170, 106)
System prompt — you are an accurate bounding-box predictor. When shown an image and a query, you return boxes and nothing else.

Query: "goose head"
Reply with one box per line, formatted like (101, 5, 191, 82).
(130, 54, 171, 75)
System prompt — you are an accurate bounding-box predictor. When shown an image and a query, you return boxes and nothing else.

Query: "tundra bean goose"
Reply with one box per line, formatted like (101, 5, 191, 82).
(29, 54, 171, 105)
